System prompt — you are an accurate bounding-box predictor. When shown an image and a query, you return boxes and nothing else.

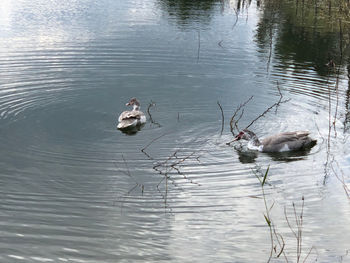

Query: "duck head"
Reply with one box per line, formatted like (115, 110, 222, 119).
(126, 97, 140, 111)
(234, 129, 256, 141)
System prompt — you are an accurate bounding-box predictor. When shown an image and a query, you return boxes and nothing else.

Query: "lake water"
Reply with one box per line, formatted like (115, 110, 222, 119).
(0, 0, 349, 262)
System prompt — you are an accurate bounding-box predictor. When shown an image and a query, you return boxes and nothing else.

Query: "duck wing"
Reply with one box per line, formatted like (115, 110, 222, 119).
(261, 131, 314, 152)
(118, 110, 142, 122)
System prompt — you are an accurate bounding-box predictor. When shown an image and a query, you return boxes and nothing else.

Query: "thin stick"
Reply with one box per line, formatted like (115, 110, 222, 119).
(267, 20, 273, 72)
(229, 95, 254, 136)
(302, 246, 316, 263)
(218, 40, 224, 48)
(273, 228, 287, 261)
(217, 101, 225, 135)
(141, 133, 169, 159)
(197, 30, 201, 63)
(284, 206, 297, 238)
(147, 101, 161, 127)
(325, 66, 332, 183)
(232, 8, 239, 29)
(227, 83, 289, 145)
(330, 157, 350, 199)
(122, 154, 131, 177)
(245, 84, 290, 130)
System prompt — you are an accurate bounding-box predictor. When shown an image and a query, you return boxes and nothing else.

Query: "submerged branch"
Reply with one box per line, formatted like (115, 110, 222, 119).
(153, 149, 201, 206)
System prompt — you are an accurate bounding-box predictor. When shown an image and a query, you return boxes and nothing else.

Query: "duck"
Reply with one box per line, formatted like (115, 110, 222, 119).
(117, 98, 146, 129)
(233, 129, 317, 152)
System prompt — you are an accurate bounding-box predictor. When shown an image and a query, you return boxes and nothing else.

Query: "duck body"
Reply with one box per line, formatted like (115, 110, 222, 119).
(117, 98, 146, 129)
(234, 129, 316, 153)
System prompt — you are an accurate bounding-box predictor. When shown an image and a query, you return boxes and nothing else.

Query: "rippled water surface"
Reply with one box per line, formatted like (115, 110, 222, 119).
(1, 0, 350, 262)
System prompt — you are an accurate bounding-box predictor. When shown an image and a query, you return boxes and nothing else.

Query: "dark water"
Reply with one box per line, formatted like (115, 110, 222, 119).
(0, 0, 349, 262)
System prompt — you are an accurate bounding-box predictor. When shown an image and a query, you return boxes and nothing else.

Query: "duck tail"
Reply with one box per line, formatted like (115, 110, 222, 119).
(117, 119, 137, 129)
(304, 138, 317, 148)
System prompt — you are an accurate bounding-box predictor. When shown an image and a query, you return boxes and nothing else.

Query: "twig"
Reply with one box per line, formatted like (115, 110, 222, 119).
(274, 81, 284, 113)
(153, 149, 201, 206)
(229, 95, 254, 136)
(227, 83, 289, 145)
(232, 8, 239, 29)
(113, 156, 145, 208)
(302, 246, 316, 263)
(141, 133, 169, 160)
(285, 197, 311, 263)
(273, 228, 287, 261)
(121, 154, 131, 176)
(147, 101, 161, 127)
(284, 206, 297, 238)
(218, 40, 224, 48)
(332, 19, 343, 137)
(217, 101, 225, 135)
(197, 30, 201, 63)
(324, 67, 333, 183)
(330, 157, 350, 199)
(245, 84, 290, 130)
(267, 19, 273, 72)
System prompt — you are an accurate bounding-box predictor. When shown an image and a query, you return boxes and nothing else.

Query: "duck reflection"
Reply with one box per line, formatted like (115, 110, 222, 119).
(265, 147, 313, 162)
(235, 144, 314, 163)
(118, 123, 145, 135)
(236, 149, 258, 163)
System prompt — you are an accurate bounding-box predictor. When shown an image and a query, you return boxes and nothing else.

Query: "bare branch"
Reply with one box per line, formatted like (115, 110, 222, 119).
(229, 95, 254, 136)
(249, 84, 289, 131)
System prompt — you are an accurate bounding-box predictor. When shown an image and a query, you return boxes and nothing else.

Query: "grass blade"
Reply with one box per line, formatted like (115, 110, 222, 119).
(262, 165, 270, 186)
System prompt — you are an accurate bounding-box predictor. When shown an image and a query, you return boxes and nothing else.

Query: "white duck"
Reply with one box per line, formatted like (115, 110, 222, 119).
(117, 98, 146, 129)
(233, 129, 316, 152)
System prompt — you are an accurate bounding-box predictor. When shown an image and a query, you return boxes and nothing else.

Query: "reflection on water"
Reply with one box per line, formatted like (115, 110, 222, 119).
(0, 0, 349, 262)
(158, 0, 220, 26)
(255, 0, 349, 76)
(235, 146, 258, 163)
(118, 123, 145, 135)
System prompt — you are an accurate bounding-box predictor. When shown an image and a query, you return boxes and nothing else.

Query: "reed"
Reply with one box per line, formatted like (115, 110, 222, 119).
(254, 166, 317, 262)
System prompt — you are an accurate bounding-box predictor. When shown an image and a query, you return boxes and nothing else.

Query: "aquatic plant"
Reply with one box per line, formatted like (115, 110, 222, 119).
(253, 165, 317, 262)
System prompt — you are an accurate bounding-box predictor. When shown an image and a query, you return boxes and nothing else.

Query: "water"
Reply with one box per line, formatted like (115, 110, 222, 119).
(0, 0, 349, 262)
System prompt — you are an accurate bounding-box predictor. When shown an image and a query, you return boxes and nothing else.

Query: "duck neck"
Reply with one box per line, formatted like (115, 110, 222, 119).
(249, 136, 261, 147)
(133, 104, 140, 111)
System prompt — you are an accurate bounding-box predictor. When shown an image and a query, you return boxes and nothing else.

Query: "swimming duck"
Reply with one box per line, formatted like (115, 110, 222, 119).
(233, 129, 316, 152)
(117, 98, 146, 129)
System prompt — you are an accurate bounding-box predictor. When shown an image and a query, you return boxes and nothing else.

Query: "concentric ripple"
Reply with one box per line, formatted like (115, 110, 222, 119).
(0, 0, 350, 263)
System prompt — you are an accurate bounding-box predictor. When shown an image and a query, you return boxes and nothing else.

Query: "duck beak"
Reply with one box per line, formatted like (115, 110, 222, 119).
(233, 135, 241, 141)
(126, 102, 131, 106)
